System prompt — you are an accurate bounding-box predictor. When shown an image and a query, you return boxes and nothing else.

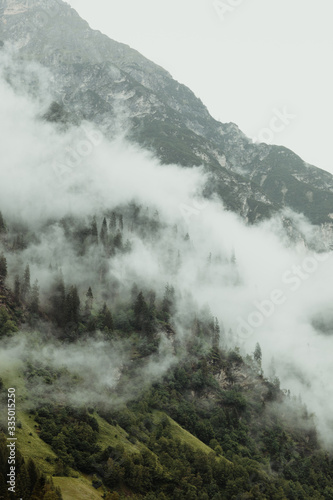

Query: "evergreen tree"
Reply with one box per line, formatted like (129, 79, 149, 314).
(212, 317, 220, 349)
(134, 291, 148, 330)
(29, 280, 40, 314)
(219, 320, 226, 345)
(0, 307, 18, 337)
(147, 290, 156, 312)
(161, 284, 176, 320)
(65, 285, 80, 325)
(114, 231, 123, 250)
(254, 342, 262, 366)
(109, 212, 117, 231)
(21, 264, 31, 301)
(85, 287, 93, 314)
(27, 458, 39, 495)
(0, 253, 7, 282)
(14, 275, 21, 303)
(12, 234, 25, 251)
(119, 214, 124, 231)
(98, 303, 114, 332)
(15, 462, 29, 499)
(50, 272, 66, 326)
(100, 217, 108, 247)
(0, 211, 6, 234)
(91, 216, 98, 245)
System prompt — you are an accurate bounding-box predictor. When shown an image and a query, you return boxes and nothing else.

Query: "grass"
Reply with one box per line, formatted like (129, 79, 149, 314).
(17, 411, 107, 499)
(152, 411, 214, 455)
(53, 476, 104, 500)
(0, 363, 57, 475)
(16, 411, 58, 475)
(152, 411, 231, 465)
(95, 410, 231, 464)
(0, 359, 26, 397)
(1, 362, 231, 498)
(94, 412, 143, 455)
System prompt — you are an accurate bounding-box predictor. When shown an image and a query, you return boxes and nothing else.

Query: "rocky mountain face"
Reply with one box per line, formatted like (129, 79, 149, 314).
(1, 0, 332, 224)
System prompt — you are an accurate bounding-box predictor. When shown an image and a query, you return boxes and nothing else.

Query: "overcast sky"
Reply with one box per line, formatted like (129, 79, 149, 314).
(66, 0, 333, 174)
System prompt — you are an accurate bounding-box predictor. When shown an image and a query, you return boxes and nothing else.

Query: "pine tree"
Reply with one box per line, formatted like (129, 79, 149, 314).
(119, 214, 124, 231)
(162, 284, 176, 320)
(220, 320, 226, 345)
(109, 212, 117, 231)
(99, 303, 114, 332)
(91, 216, 98, 245)
(50, 272, 66, 326)
(12, 234, 25, 251)
(147, 290, 156, 312)
(27, 458, 39, 495)
(212, 317, 220, 349)
(0, 211, 6, 234)
(15, 462, 30, 499)
(114, 230, 123, 250)
(100, 217, 108, 247)
(14, 275, 21, 303)
(85, 287, 93, 314)
(254, 342, 262, 366)
(65, 285, 80, 325)
(0, 253, 7, 282)
(134, 291, 148, 330)
(21, 264, 31, 301)
(29, 280, 40, 314)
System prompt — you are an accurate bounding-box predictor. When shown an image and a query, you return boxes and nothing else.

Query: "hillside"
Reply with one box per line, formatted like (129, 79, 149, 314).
(1, 322, 333, 499)
(1, 234, 333, 498)
(0, 1, 333, 499)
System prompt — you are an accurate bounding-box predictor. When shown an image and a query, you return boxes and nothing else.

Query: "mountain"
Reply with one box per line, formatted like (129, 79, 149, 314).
(2, 3, 333, 500)
(1, 0, 333, 224)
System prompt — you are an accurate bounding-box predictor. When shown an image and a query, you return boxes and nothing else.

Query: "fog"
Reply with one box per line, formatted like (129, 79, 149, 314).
(1, 50, 333, 444)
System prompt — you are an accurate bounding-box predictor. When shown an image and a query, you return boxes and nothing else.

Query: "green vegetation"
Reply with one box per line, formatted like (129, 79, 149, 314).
(0, 207, 333, 499)
(0, 433, 62, 499)
(52, 476, 103, 500)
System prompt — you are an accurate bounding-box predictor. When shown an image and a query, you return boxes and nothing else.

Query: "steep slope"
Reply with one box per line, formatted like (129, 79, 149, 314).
(1, 0, 332, 224)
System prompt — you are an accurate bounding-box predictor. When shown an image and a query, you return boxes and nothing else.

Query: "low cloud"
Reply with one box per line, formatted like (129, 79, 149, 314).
(1, 49, 333, 445)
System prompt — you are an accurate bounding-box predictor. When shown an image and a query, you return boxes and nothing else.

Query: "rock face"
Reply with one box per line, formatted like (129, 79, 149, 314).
(1, 0, 332, 224)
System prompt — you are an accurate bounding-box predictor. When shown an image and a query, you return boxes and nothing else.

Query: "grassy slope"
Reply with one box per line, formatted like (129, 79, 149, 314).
(16, 411, 58, 476)
(0, 364, 57, 476)
(152, 410, 232, 463)
(1, 364, 230, 498)
(17, 411, 106, 500)
(53, 477, 104, 500)
(0, 366, 104, 499)
(152, 411, 214, 454)
(95, 412, 143, 455)
(95, 409, 224, 459)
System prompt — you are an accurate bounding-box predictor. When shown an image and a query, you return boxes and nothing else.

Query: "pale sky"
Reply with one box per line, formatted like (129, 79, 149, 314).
(66, 0, 333, 174)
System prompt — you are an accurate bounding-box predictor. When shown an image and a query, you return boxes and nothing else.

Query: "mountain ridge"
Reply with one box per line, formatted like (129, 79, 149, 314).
(0, 0, 332, 225)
